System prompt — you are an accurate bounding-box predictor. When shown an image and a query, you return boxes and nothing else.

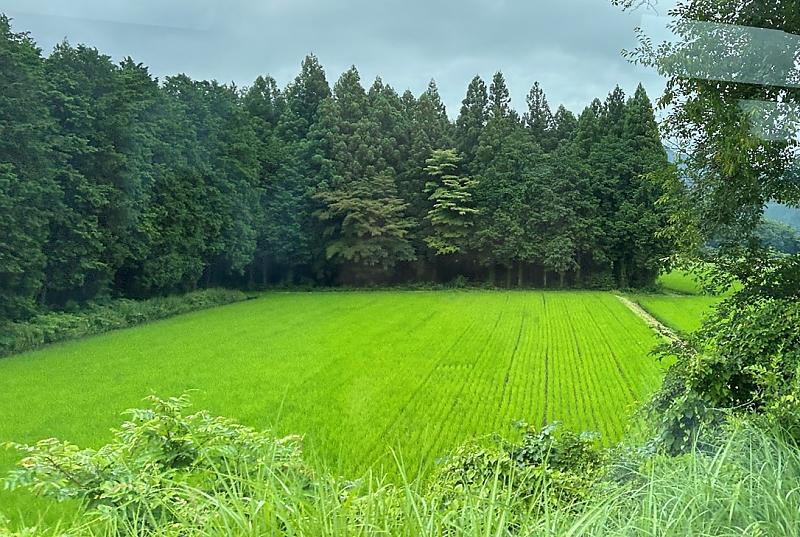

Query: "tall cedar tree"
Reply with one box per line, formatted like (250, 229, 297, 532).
(472, 72, 535, 284)
(314, 68, 415, 281)
(163, 76, 261, 285)
(455, 76, 489, 170)
(43, 43, 137, 304)
(402, 81, 453, 275)
(278, 55, 333, 283)
(552, 105, 578, 145)
(0, 16, 58, 319)
(243, 75, 291, 284)
(524, 82, 556, 151)
(130, 73, 225, 295)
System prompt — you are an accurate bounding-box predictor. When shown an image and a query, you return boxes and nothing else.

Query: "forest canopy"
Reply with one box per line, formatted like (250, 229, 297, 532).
(0, 14, 672, 321)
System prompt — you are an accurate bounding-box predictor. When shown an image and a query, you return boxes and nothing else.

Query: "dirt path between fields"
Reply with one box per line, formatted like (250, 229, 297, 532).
(614, 294, 683, 344)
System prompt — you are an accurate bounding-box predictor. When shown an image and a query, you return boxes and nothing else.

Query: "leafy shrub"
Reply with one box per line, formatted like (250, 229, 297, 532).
(4, 395, 312, 533)
(2, 407, 608, 536)
(5, 402, 800, 536)
(447, 275, 470, 289)
(428, 422, 607, 522)
(583, 272, 616, 290)
(649, 295, 800, 453)
(0, 289, 247, 357)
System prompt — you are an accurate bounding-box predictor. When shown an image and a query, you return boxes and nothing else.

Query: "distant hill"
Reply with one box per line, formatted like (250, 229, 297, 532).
(765, 203, 800, 231)
(663, 145, 800, 232)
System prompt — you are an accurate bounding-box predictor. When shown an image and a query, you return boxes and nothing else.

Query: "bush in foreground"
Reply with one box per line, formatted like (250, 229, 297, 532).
(0, 289, 248, 357)
(650, 294, 800, 453)
(428, 422, 606, 525)
(3, 395, 312, 532)
(4, 396, 800, 536)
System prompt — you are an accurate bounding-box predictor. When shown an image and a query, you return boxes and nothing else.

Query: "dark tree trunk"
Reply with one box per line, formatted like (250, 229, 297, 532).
(415, 259, 428, 282)
(261, 257, 269, 286)
(619, 260, 628, 288)
(543, 270, 548, 289)
(517, 262, 524, 287)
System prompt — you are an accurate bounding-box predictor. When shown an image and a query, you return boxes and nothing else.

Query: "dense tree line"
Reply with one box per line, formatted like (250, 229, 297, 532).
(0, 15, 671, 320)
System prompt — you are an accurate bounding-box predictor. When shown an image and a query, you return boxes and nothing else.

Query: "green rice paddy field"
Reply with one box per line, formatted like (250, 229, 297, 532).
(633, 294, 721, 334)
(1, 291, 672, 517)
(631, 270, 729, 334)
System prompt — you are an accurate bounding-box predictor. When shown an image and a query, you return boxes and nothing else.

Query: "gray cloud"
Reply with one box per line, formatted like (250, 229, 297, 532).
(3, 0, 672, 116)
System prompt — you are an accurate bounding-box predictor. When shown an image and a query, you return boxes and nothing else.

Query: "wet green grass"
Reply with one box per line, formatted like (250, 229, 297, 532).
(634, 294, 722, 334)
(658, 270, 707, 295)
(630, 270, 731, 335)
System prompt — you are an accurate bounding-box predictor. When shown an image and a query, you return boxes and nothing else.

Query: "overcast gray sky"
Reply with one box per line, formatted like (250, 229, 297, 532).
(2, 0, 676, 116)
